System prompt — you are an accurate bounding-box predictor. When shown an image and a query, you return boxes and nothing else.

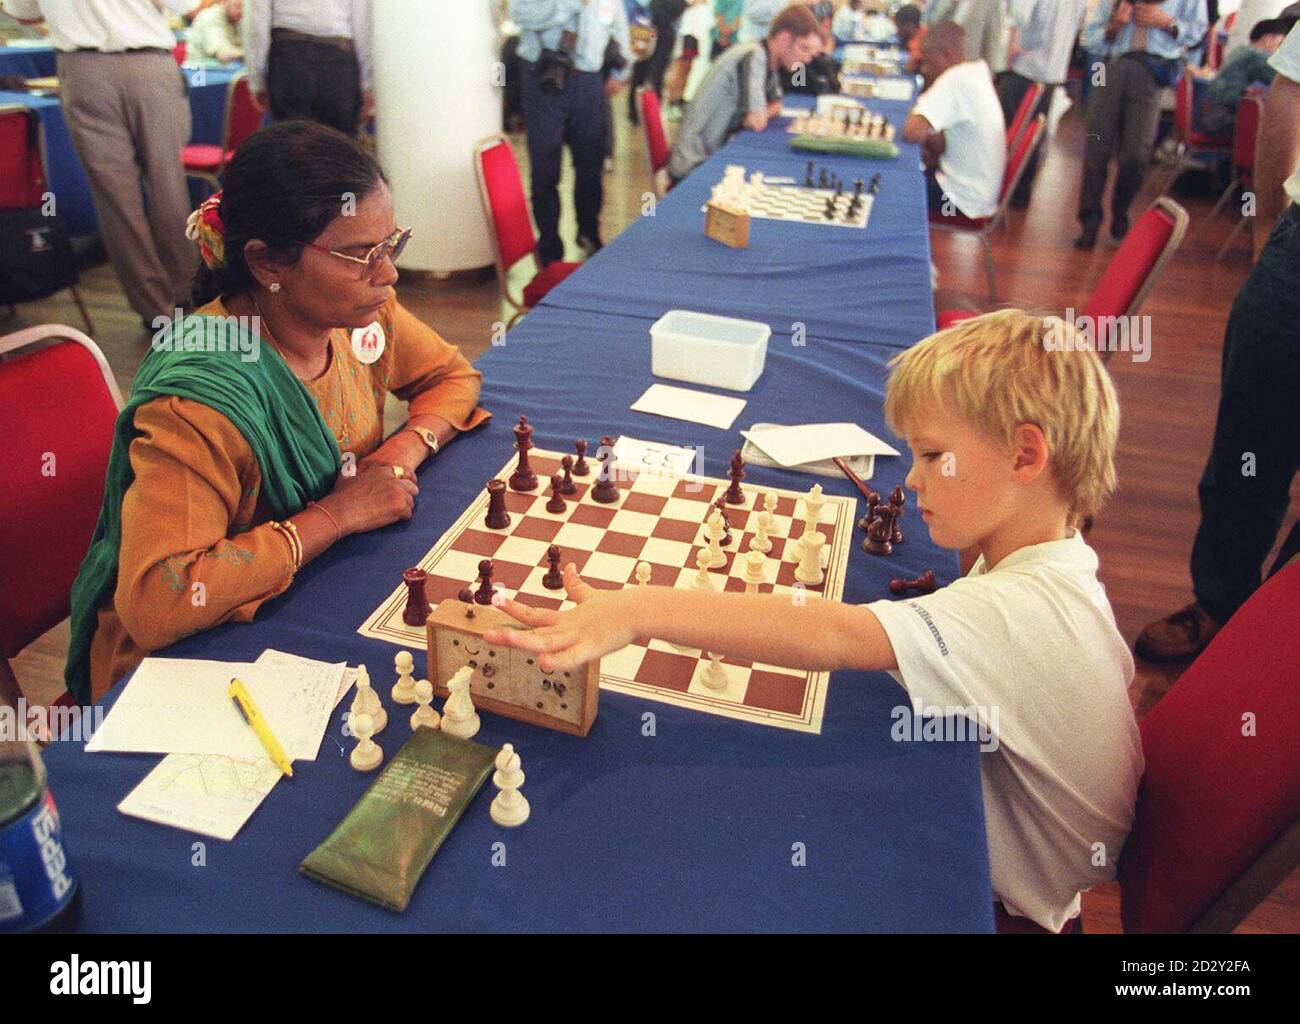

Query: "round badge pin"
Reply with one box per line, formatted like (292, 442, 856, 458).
(351, 321, 385, 364)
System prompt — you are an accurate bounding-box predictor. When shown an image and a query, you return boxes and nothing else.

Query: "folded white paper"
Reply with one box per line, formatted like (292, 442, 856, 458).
(741, 422, 899, 468)
(631, 383, 747, 430)
(612, 435, 701, 477)
(117, 752, 282, 841)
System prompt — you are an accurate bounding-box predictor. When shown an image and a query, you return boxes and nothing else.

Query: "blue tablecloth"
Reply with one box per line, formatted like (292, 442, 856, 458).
(540, 93, 935, 349)
(40, 303, 993, 933)
(0, 65, 238, 237)
(0, 43, 56, 79)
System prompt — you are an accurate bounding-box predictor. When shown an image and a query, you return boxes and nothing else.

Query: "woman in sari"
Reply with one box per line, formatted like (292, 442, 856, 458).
(67, 121, 489, 703)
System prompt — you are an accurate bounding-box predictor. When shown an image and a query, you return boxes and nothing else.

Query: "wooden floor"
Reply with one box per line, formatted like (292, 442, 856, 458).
(6, 94, 1296, 934)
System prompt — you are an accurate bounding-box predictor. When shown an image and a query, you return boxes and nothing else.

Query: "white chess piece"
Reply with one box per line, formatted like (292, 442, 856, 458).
(744, 548, 767, 594)
(349, 712, 382, 771)
(692, 547, 715, 591)
(440, 666, 480, 739)
(490, 743, 530, 827)
(635, 561, 652, 587)
(804, 484, 826, 532)
(392, 650, 417, 705)
(795, 530, 826, 586)
(351, 664, 386, 734)
(763, 491, 778, 517)
(410, 679, 441, 731)
(750, 504, 773, 553)
(705, 509, 727, 567)
(702, 652, 728, 691)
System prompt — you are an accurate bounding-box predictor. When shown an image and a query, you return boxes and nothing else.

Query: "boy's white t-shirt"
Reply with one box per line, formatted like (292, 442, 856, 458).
(911, 60, 1007, 219)
(868, 533, 1143, 932)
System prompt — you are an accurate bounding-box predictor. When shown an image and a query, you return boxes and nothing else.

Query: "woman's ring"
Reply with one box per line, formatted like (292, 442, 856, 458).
(392, 465, 405, 479)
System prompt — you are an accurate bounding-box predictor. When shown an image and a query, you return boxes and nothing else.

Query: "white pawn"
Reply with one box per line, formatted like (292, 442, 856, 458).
(692, 547, 715, 591)
(751, 506, 773, 554)
(490, 743, 530, 827)
(744, 548, 767, 594)
(702, 652, 728, 691)
(349, 712, 382, 771)
(795, 530, 826, 586)
(351, 664, 386, 734)
(763, 491, 778, 517)
(410, 679, 441, 731)
(440, 666, 480, 739)
(705, 509, 727, 567)
(635, 561, 652, 587)
(391, 650, 417, 705)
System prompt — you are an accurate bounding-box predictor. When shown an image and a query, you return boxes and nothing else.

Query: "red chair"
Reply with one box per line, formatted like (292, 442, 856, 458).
(0, 325, 124, 708)
(181, 72, 264, 194)
(473, 134, 582, 327)
(1117, 559, 1300, 933)
(1160, 72, 1233, 197)
(1206, 19, 1226, 70)
(929, 114, 1045, 303)
(640, 87, 671, 198)
(1005, 81, 1044, 151)
(937, 198, 1189, 350)
(1194, 93, 1263, 259)
(0, 105, 94, 334)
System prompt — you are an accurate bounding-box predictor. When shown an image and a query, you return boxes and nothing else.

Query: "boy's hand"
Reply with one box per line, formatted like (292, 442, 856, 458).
(484, 565, 641, 672)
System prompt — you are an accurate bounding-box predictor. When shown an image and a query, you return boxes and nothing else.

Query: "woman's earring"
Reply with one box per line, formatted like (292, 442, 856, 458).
(268, 282, 282, 293)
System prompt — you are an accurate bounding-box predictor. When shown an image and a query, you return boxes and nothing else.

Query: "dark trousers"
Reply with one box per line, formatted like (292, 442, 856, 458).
(996, 70, 1054, 207)
(629, 25, 677, 121)
(1078, 55, 1163, 230)
(1191, 206, 1300, 623)
(267, 38, 361, 136)
(521, 64, 608, 265)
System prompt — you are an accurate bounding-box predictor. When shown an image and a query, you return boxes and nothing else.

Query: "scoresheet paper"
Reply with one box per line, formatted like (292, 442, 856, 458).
(117, 752, 282, 842)
(85, 657, 342, 760)
(631, 383, 747, 430)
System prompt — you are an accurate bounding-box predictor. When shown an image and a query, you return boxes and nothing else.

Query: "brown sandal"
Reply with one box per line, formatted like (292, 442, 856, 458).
(1135, 603, 1222, 663)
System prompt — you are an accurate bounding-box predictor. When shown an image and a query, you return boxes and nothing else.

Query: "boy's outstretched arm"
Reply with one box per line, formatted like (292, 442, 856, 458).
(483, 564, 898, 674)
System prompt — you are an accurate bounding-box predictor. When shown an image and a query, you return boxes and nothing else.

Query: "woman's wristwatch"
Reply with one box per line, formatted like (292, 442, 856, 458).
(406, 425, 441, 457)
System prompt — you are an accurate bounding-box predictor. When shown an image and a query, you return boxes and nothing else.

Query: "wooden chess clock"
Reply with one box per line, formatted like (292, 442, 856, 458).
(426, 598, 600, 737)
(705, 201, 750, 249)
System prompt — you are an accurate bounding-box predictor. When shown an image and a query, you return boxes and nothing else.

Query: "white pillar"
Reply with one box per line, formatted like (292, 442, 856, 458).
(373, 0, 502, 273)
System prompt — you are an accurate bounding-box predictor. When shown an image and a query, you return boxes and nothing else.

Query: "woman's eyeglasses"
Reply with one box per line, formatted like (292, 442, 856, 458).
(298, 227, 412, 278)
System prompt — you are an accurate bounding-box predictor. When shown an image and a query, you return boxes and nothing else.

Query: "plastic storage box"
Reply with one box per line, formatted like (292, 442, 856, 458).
(649, 310, 771, 392)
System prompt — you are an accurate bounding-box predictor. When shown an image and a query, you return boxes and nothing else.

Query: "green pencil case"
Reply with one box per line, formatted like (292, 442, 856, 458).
(300, 728, 496, 912)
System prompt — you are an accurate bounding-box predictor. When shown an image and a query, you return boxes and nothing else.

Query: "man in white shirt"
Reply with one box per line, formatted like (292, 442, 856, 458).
(187, 0, 243, 64)
(243, 0, 373, 135)
(904, 21, 1007, 221)
(998, 0, 1088, 208)
(1138, 22, 1300, 664)
(1, 0, 205, 326)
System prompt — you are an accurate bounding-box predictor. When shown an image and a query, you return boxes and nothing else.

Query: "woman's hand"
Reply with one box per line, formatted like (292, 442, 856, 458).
(317, 460, 418, 536)
(361, 430, 426, 479)
(484, 565, 643, 672)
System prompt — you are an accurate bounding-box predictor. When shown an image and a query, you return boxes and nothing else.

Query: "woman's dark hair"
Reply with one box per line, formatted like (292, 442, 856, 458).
(192, 120, 387, 306)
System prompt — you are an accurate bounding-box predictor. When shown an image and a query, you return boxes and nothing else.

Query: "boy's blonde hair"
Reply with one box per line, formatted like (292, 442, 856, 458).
(884, 309, 1120, 520)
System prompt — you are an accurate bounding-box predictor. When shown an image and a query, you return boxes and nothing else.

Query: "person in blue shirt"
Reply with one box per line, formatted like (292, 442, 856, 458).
(1076, 0, 1209, 249)
(511, 0, 632, 264)
(1199, 16, 1290, 136)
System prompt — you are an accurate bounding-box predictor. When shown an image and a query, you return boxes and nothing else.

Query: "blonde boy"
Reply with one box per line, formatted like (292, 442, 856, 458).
(486, 310, 1143, 932)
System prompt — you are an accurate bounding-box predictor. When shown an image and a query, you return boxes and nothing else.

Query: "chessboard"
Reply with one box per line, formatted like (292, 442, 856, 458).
(787, 109, 895, 142)
(358, 446, 857, 734)
(744, 180, 874, 229)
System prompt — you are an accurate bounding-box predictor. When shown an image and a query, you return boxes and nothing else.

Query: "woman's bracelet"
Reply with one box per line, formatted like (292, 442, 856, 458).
(308, 500, 344, 543)
(270, 520, 303, 572)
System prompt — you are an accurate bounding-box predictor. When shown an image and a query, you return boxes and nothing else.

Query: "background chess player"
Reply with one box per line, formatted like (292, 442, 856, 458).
(65, 122, 489, 704)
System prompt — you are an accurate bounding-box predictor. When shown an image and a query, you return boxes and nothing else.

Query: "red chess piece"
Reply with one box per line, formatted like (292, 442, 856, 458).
(724, 449, 745, 505)
(509, 415, 538, 492)
(401, 567, 430, 626)
(542, 544, 564, 590)
(863, 506, 895, 555)
(559, 455, 578, 495)
(545, 472, 567, 513)
(889, 569, 937, 595)
(590, 435, 620, 503)
(484, 478, 511, 529)
(572, 438, 590, 476)
(473, 559, 496, 605)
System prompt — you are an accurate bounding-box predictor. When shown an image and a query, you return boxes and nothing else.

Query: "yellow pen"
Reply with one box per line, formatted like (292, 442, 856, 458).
(228, 678, 294, 777)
